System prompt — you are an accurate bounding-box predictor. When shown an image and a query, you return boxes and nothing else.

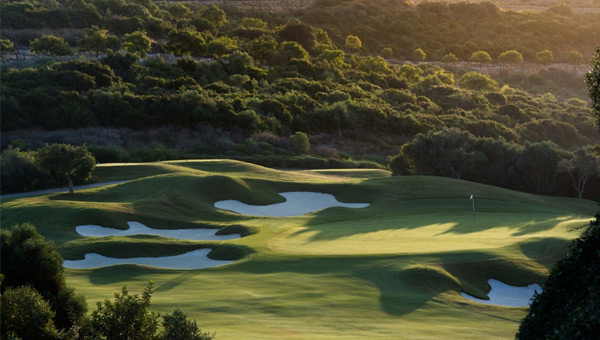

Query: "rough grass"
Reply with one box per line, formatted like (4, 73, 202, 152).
(1, 159, 597, 340)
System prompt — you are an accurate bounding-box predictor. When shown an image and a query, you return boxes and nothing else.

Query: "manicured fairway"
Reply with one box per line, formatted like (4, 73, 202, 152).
(1, 160, 596, 339)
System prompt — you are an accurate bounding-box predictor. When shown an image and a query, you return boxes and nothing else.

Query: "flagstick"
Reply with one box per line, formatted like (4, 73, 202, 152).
(471, 195, 476, 219)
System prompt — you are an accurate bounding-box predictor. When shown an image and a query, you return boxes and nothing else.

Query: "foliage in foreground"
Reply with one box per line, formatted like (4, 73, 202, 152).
(516, 210, 600, 339)
(0, 224, 215, 340)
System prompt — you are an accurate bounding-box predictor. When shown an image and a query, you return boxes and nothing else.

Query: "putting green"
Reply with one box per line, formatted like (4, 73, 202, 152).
(1, 159, 596, 340)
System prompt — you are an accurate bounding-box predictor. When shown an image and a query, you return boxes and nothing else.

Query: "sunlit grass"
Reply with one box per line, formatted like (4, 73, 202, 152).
(1, 159, 596, 339)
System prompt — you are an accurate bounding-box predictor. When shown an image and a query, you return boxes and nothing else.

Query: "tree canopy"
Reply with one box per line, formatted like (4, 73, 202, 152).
(36, 144, 96, 194)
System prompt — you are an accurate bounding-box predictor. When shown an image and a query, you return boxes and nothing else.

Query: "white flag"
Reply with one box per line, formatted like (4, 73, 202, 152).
(470, 194, 473, 200)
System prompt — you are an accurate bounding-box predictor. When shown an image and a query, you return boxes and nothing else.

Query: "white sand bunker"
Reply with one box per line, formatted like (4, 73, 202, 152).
(461, 279, 542, 307)
(214, 191, 369, 217)
(76, 221, 240, 240)
(63, 249, 234, 269)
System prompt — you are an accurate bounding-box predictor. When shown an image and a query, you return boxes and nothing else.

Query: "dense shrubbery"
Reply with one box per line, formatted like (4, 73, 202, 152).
(0, 224, 215, 340)
(0, 0, 598, 199)
(0, 144, 95, 194)
(389, 128, 600, 199)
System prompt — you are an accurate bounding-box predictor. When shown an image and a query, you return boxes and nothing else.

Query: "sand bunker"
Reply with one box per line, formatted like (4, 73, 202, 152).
(63, 249, 234, 269)
(460, 279, 542, 307)
(214, 191, 369, 217)
(76, 221, 240, 240)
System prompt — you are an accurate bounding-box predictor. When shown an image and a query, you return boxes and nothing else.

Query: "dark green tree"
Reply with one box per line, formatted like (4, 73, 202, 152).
(198, 4, 227, 29)
(458, 71, 498, 91)
(558, 147, 600, 199)
(78, 26, 119, 56)
(160, 309, 215, 340)
(289, 131, 310, 154)
(121, 30, 152, 57)
(246, 35, 278, 63)
(30, 35, 73, 56)
(205, 36, 237, 58)
(91, 284, 159, 340)
(279, 20, 316, 51)
(516, 211, 599, 339)
(164, 29, 205, 56)
(1, 285, 59, 340)
(36, 143, 96, 194)
(0, 224, 87, 332)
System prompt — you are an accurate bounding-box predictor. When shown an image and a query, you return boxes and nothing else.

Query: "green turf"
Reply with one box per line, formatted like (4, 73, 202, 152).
(1, 159, 596, 339)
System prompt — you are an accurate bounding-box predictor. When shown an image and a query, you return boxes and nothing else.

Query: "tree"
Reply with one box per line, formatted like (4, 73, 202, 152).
(515, 141, 569, 194)
(246, 34, 278, 63)
(458, 71, 498, 91)
(0, 38, 15, 62)
(380, 47, 393, 58)
(78, 26, 119, 56)
(316, 49, 347, 71)
(161, 309, 215, 340)
(401, 128, 486, 179)
(289, 131, 310, 154)
(273, 41, 309, 65)
(279, 20, 316, 51)
(559, 147, 600, 199)
(536, 49, 553, 65)
(199, 4, 227, 29)
(516, 212, 599, 339)
(587, 47, 600, 130)
(204, 36, 237, 58)
(345, 35, 362, 51)
(358, 56, 391, 74)
(91, 284, 160, 340)
(412, 48, 426, 61)
(168, 3, 192, 20)
(0, 223, 87, 332)
(240, 17, 267, 29)
(497, 49, 523, 64)
(121, 30, 151, 57)
(164, 29, 205, 56)
(567, 50, 584, 65)
(90, 284, 215, 340)
(468, 50, 492, 63)
(30, 35, 73, 56)
(440, 53, 458, 62)
(36, 143, 96, 194)
(1, 286, 59, 340)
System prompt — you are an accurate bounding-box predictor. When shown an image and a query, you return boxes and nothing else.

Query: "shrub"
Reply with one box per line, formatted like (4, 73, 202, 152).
(0, 147, 49, 193)
(289, 131, 310, 154)
(87, 144, 130, 163)
(1, 286, 59, 340)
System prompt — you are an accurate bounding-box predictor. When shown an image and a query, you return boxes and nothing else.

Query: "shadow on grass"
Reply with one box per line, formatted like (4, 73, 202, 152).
(290, 196, 589, 244)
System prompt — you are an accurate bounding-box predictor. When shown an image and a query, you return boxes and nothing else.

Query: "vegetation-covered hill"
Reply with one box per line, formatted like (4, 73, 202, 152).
(1, 0, 599, 200)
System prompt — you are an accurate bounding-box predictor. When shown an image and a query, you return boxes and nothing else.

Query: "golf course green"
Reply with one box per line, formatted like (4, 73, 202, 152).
(1, 159, 596, 339)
